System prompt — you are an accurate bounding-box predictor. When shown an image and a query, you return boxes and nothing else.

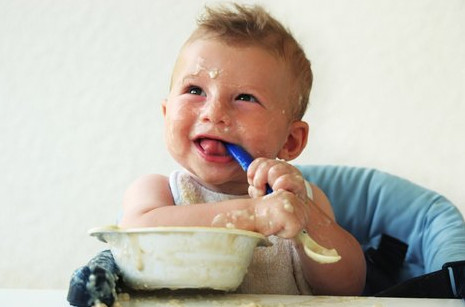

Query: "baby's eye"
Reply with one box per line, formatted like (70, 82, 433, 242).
(188, 86, 206, 96)
(236, 94, 258, 103)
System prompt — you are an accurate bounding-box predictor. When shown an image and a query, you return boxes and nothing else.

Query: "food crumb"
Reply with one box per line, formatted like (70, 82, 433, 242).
(208, 69, 220, 79)
(212, 213, 227, 226)
(283, 199, 294, 213)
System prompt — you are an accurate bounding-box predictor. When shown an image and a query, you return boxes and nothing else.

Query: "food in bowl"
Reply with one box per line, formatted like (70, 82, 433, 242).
(89, 226, 266, 291)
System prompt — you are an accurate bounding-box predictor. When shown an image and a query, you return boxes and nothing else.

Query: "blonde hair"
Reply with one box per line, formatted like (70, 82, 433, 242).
(186, 3, 313, 120)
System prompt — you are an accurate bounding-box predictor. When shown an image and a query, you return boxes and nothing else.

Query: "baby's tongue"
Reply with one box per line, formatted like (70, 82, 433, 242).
(199, 139, 227, 156)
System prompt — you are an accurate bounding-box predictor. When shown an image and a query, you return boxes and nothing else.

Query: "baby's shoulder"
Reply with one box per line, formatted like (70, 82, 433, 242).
(124, 173, 171, 200)
(131, 173, 169, 187)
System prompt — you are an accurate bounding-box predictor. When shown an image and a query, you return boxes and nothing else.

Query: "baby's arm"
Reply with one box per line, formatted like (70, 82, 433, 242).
(247, 159, 366, 295)
(118, 174, 257, 229)
(298, 185, 366, 295)
(119, 173, 318, 233)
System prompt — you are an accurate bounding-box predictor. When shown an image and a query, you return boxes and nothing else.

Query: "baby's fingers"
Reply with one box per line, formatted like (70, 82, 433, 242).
(247, 158, 273, 193)
(271, 173, 308, 201)
(248, 185, 265, 198)
(249, 159, 305, 197)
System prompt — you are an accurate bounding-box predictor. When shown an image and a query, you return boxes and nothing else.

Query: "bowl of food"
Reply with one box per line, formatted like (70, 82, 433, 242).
(89, 225, 266, 291)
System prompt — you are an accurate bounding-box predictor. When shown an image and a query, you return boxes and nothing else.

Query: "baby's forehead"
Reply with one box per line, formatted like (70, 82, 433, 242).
(175, 38, 289, 76)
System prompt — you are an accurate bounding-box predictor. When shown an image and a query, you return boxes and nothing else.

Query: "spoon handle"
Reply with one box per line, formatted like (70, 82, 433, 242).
(224, 143, 273, 194)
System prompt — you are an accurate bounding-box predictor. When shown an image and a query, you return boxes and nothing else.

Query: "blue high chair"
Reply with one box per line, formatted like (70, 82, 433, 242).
(297, 165, 465, 296)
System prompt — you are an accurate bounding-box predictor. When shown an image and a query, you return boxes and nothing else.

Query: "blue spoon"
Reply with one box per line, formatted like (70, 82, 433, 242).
(224, 143, 273, 194)
(224, 142, 341, 264)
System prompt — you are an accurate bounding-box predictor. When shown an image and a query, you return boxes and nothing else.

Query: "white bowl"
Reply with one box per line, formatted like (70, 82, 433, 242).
(89, 226, 266, 291)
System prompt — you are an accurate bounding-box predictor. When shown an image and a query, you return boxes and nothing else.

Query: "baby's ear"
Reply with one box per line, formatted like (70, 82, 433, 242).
(278, 121, 309, 161)
(161, 99, 167, 117)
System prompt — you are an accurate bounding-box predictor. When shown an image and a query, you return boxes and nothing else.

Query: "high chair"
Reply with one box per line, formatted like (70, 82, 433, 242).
(297, 165, 465, 297)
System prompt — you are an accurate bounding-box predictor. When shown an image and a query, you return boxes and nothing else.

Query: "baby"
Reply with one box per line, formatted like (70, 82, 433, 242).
(68, 3, 366, 306)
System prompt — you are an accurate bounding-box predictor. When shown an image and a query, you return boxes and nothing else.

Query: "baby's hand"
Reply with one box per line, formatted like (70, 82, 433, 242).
(211, 159, 311, 237)
(253, 189, 310, 238)
(210, 190, 310, 238)
(247, 158, 308, 202)
(246, 158, 311, 238)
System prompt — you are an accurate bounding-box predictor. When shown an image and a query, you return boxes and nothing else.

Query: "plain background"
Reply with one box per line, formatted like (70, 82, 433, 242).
(1, 0, 464, 289)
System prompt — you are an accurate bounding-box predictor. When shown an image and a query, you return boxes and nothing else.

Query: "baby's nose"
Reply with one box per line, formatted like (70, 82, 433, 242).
(200, 99, 231, 125)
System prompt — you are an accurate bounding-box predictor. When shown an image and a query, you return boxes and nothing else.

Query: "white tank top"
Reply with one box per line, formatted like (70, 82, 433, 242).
(169, 170, 313, 295)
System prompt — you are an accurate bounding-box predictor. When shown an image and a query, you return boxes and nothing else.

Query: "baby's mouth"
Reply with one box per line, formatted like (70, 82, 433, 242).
(196, 138, 229, 157)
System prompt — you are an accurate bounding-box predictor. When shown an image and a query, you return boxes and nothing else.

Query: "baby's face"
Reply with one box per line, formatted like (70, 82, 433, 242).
(163, 38, 296, 194)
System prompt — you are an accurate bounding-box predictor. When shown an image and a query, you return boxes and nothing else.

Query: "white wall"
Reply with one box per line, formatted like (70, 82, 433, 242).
(0, 0, 463, 289)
